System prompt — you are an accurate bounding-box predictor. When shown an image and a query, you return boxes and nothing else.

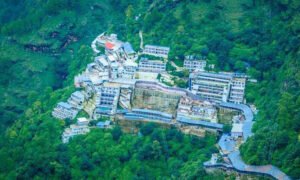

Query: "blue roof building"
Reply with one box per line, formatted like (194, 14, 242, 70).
(124, 108, 173, 123)
(176, 115, 223, 130)
(52, 102, 78, 120)
(96, 121, 111, 128)
(123, 42, 135, 55)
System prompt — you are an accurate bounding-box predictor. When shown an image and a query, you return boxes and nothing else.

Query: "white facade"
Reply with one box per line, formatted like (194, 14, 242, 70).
(143, 45, 170, 58)
(177, 96, 217, 122)
(231, 123, 243, 138)
(189, 72, 232, 103)
(74, 73, 90, 88)
(110, 62, 119, 79)
(52, 102, 78, 120)
(228, 76, 246, 104)
(62, 124, 90, 143)
(189, 72, 246, 104)
(77, 117, 89, 126)
(95, 55, 109, 69)
(122, 60, 138, 79)
(94, 84, 120, 117)
(184, 55, 206, 72)
(138, 58, 166, 72)
(67, 91, 85, 109)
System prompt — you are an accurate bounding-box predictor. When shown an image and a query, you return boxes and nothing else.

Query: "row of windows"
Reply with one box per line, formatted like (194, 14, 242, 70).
(184, 62, 206, 66)
(198, 94, 223, 101)
(52, 111, 75, 119)
(196, 83, 226, 90)
(54, 107, 76, 114)
(97, 97, 113, 102)
(144, 49, 169, 54)
(231, 89, 244, 93)
(197, 88, 225, 95)
(139, 63, 166, 67)
(139, 66, 165, 70)
(229, 95, 244, 99)
(185, 65, 206, 68)
(99, 101, 114, 105)
(145, 47, 169, 51)
(101, 94, 117, 98)
(193, 77, 231, 84)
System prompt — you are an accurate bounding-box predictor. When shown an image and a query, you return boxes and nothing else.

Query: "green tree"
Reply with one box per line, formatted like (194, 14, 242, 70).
(111, 126, 123, 141)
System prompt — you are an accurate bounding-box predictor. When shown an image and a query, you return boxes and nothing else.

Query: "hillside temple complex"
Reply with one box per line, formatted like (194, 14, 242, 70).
(51, 32, 290, 180)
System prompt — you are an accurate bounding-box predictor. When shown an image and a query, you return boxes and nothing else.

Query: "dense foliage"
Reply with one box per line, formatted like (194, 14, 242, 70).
(0, 0, 125, 130)
(0, 85, 221, 179)
(0, 0, 299, 179)
(123, 0, 300, 178)
(66, 125, 220, 179)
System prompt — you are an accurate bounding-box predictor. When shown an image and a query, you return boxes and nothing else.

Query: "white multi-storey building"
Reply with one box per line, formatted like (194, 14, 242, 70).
(189, 72, 232, 103)
(62, 119, 90, 143)
(189, 72, 246, 104)
(138, 58, 166, 72)
(86, 55, 110, 84)
(94, 83, 120, 117)
(109, 60, 138, 79)
(184, 55, 206, 72)
(177, 96, 217, 122)
(110, 62, 119, 79)
(122, 60, 138, 79)
(77, 117, 89, 126)
(52, 102, 78, 120)
(229, 76, 246, 104)
(143, 45, 170, 58)
(95, 55, 109, 70)
(68, 91, 85, 110)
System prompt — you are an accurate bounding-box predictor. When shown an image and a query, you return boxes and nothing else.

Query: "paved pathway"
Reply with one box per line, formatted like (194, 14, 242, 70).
(139, 30, 143, 50)
(91, 32, 105, 54)
(211, 102, 291, 180)
(170, 61, 183, 71)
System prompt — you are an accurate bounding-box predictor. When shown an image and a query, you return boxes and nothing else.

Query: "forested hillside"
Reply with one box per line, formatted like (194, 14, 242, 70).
(0, 0, 125, 130)
(122, 0, 300, 177)
(0, 0, 299, 179)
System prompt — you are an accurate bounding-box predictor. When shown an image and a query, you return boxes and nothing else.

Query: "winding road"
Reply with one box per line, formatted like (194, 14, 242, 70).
(205, 102, 291, 180)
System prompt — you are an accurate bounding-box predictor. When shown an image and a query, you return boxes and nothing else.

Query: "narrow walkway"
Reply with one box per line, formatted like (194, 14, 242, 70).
(228, 151, 290, 180)
(170, 61, 183, 71)
(91, 32, 105, 54)
(139, 30, 143, 50)
(210, 102, 291, 180)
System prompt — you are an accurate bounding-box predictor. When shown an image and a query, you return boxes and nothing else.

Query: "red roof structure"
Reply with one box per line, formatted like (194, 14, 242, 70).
(105, 42, 115, 49)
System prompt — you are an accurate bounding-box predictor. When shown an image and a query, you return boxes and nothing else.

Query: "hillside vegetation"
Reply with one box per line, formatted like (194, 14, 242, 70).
(125, 1, 300, 178)
(0, 0, 299, 179)
(0, 0, 124, 130)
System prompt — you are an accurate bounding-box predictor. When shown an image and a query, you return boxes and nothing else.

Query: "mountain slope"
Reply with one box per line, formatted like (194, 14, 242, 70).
(0, 0, 299, 178)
